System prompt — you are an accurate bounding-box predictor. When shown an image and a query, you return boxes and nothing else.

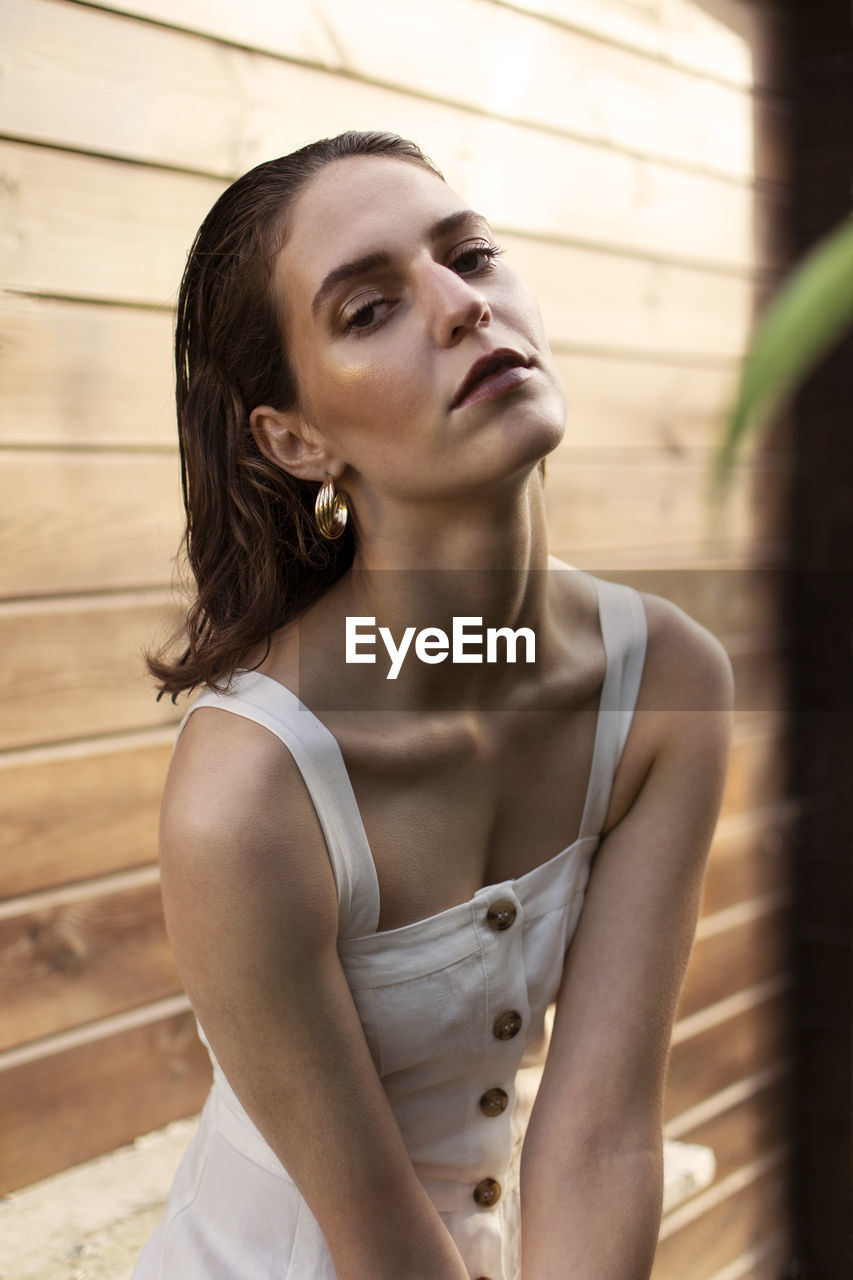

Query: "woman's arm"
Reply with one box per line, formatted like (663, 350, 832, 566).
(160, 707, 469, 1280)
(520, 595, 734, 1279)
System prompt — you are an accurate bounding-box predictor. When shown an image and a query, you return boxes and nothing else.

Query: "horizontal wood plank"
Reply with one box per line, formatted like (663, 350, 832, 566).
(0, 141, 223, 306)
(565, 541, 792, 575)
(514, 237, 761, 360)
(666, 988, 790, 1121)
(556, 352, 791, 457)
(654, 1157, 789, 1278)
(678, 902, 791, 1021)
(4, 0, 790, 184)
(544, 453, 791, 561)
(0, 876, 181, 1052)
(706, 1235, 793, 1280)
(0, 451, 183, 597)
(0, 294, 175, 448)
(0, 1007, 210, 1193)
(503, 0, 791, 93)
(702, 811, 794, 920)
(0, 595, 183, 750)
(720, 723, 790, 818)
(87, 0, 792, 94)
(0, 735, 172, 897)
(673, 1076, 789, 1185)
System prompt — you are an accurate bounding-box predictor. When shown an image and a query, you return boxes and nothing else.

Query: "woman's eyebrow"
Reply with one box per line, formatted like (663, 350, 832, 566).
(310, 209, 490, 318)
(311, 250, 390, 319)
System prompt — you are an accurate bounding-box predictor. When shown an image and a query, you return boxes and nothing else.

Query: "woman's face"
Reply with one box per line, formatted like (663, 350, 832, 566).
(271, 155, 566, 502)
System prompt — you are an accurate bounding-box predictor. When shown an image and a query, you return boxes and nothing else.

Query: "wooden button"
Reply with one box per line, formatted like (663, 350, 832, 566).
(493, 1010, 522, 1040)
(486, 898, 517, 931)
(473, 1177, 502, 1207)
(479, 1087, 509, 1117)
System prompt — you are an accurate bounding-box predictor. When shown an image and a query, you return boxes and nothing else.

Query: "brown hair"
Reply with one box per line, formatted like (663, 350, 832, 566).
(148, 132, 444, 700)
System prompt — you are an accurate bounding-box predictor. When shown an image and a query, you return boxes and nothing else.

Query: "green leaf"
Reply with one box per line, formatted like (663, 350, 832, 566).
(716, 215, 853, 483)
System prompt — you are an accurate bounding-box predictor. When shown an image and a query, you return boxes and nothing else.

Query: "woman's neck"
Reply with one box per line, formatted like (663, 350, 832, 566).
(308, 469, 568, 709)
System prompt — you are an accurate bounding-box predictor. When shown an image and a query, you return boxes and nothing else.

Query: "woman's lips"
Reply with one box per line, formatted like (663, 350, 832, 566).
(452, 363, 532, 411)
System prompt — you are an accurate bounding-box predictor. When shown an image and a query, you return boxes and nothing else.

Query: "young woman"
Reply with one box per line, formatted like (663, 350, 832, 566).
(134, 131, 733, 1280)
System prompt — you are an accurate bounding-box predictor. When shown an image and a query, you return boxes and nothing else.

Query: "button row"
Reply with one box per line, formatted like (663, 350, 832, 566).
(471, 911, 512, 1249)
(476, 901, 516, 1240)
(486, 885, 518, 1263)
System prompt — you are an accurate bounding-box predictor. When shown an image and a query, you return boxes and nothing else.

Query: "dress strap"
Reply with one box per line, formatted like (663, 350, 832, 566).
(178, 670, 381, 940)
(577, 577, 648, 840)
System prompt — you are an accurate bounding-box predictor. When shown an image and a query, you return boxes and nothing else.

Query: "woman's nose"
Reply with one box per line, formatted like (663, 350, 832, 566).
(423, 263, 491, 346)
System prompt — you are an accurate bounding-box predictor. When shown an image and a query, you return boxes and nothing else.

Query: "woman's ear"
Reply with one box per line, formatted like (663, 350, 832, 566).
(249, 405, 343, 483)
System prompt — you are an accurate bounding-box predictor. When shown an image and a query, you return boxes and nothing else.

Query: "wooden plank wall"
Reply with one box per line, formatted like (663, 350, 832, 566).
(0, 1, 795, 1273)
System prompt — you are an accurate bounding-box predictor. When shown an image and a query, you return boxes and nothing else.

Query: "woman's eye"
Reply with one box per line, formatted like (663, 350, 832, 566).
(342, 297, 388, 334)
(449, 242, 504, 275)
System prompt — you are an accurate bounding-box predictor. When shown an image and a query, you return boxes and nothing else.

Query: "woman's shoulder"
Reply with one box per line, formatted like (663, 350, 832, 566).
(161, 683, 320, 878)
(635, 588, 734, 715)
(159, 688, 343, 968)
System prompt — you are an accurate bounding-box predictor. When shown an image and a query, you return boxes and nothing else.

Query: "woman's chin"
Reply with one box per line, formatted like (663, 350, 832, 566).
(496, 410, 566, 477)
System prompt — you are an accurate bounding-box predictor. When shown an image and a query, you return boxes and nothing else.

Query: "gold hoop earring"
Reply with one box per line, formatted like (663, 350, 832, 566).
(314, 474, 348, 540)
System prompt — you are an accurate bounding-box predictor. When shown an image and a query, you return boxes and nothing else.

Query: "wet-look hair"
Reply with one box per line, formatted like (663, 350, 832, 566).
(148, 131, 443, 700)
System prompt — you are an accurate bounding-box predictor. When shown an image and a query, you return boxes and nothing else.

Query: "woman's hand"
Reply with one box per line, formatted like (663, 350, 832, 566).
(520, 593, 734, 1279)
(160, 707, 470, 1280)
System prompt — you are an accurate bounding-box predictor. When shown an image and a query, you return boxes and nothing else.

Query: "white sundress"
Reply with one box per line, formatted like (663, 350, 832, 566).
(132, 573, 647, 1280)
